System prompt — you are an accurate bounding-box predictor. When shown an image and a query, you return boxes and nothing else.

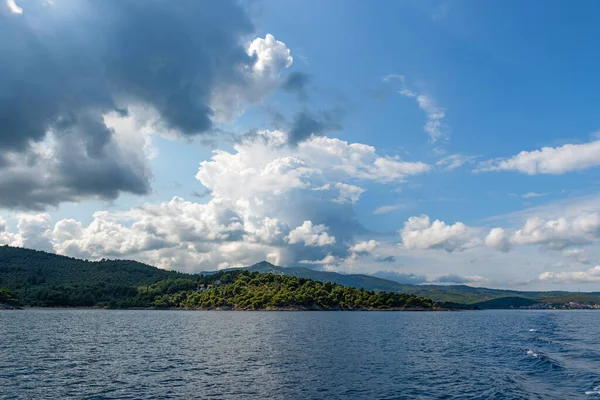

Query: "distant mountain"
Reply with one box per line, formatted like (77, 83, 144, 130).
(203, 260, 600, 305)
(245, 261, 409, 292)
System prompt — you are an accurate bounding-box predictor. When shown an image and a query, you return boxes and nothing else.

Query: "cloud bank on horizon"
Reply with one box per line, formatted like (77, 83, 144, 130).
(2, 0, 600, 290)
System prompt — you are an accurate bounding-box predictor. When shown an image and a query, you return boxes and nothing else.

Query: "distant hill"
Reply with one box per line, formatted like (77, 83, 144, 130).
(0, 245, 189, 288)
(204, 261, 600, 306)
(245, 261, 409, 292)
(475, 297, 540, 309)
(0, 246, 195, 306)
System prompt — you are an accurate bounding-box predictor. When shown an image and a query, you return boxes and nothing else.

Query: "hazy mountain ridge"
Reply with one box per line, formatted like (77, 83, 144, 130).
(207, 261, 600, 306)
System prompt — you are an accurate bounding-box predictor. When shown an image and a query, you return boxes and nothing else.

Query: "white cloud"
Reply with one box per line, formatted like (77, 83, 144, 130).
(6, 0, 22, 14)
(212, 34, 293, 122)
(1, 129, 427, 271)
(539, 266, 600, 284)
(15, 213, 53, 252)
(521, 192, 547, 199)
(511, 214, 600, 250)
(416, 95, 447, 142)
(217, 261, 243, 270)
(437, 154, 477, 171)
(196, 130, 430, 200)
(349, 240, 379, 254)
(287, 221, 336, 247)
(400, 215, 473, 252)
(0, 214, 52, 250)
(52, 219, 83, 244)
(477, 140, 600, 175)
(333, 183, 364, 204)
(367, 156, 430, 181)
(1, 129, 433, 273)
(0, 217, 18, 246)
(305, 136, 431, 182)
(386, 76, 449, 142)
(9, 191, 600, 289)
(300, 254, 339, 267)
(484, 227, 511, 252)
(247, 34, 293, 77)
(382, 74, 405, 83)
(315, 183, 365, 204)
(373, 205, 402, 215)
(103, 108, 159, 159)
(48, 197, 285, 271)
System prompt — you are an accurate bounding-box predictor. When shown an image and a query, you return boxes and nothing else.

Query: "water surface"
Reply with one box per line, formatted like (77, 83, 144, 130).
(1, 310, 599, 399)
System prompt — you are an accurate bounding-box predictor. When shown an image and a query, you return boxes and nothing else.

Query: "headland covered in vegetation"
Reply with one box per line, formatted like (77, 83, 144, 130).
(0, 246, 443, 310)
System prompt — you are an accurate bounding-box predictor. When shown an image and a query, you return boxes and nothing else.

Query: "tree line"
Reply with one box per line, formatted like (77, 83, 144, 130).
(1, 269, 438, 310)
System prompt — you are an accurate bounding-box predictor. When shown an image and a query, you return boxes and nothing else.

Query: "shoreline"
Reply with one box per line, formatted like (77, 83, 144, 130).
(13, 305, 458, 312)
(7, 306, 598, 312)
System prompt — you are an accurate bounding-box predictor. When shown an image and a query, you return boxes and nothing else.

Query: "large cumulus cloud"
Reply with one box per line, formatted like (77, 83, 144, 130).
(0, 0, 293, 210)
(2, 130, 431, 272)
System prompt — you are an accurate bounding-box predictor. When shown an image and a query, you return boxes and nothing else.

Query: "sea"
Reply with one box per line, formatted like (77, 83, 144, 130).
(1, 309, 599, 399)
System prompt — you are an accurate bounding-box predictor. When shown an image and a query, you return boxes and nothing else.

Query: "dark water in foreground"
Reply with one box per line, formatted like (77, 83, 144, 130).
(1, 310, 599, 399)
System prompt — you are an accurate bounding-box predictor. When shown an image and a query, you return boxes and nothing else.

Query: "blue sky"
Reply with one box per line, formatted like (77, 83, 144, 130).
(2, 0, 600, 290)
(257, 0, 600, 227)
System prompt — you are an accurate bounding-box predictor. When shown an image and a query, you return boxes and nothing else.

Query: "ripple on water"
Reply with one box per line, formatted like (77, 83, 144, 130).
(586, 386, 600, 396)
(527, 349, 564, 370)
(1, 309, 599, 400)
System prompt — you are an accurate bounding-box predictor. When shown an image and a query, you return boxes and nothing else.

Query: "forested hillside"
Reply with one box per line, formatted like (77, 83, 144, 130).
(0, 246, 436, 310)
(0, 246, 194, 307)
(0, 245, 185, 287)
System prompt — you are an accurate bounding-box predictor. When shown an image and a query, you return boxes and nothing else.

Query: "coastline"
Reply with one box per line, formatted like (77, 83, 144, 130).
(10, 305, 598, 312)
(10, 305, 462, 312)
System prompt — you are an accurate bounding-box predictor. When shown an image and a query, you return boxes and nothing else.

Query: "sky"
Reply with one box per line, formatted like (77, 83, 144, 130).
(2, 0, 600, 290)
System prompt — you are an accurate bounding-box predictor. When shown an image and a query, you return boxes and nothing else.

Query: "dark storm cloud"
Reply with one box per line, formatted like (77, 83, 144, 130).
(281, 72, 312, 101)
(0, 0, 256, 209)
(287, 108, 344, 145)
(0, 123, 152, 210)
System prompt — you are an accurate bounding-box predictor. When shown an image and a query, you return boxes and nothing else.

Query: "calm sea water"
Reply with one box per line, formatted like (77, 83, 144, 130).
(1, 310, 599, 399)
